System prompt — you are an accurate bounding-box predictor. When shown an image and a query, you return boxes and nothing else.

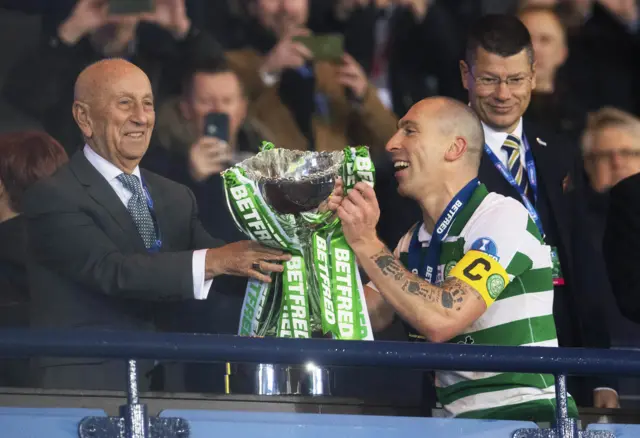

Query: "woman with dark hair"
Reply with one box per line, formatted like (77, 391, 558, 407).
(0, 131, 68, 387)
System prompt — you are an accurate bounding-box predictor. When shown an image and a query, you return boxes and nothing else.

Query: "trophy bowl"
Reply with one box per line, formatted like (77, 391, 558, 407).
(240, 149, 343, 215)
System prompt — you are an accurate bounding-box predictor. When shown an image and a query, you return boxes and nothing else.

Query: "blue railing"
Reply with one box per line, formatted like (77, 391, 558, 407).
(0, 328, 637, 438)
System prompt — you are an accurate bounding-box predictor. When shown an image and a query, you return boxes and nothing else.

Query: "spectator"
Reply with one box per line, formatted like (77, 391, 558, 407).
(142, 58, 271, 243)
(2, 0, 224, 156)
(225, 0, 397, 158)
(0, 131, 68, 387)
(518, 5, 586, 142)
(23, 58, 290, 391)
(459, 13, 618, 409)
(582, 107, 640, 193)
(314, 0, 465, 116)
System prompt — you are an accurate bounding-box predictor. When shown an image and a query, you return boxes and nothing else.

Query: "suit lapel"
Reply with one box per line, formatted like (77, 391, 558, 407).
(523, 121, 573, 255)
(69, 151, 146, 252)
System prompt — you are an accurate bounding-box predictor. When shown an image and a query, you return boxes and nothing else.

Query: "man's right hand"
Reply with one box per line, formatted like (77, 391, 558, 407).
(260, 28, 313, 77)
(188, 136, 233, 182)
(205, 241, 292, 283)
(58, 0, 110, 45)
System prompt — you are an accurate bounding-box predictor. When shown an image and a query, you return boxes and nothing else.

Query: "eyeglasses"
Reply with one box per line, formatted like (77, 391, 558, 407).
(584, 149, 640, 162)
(470, 71, 533, 91)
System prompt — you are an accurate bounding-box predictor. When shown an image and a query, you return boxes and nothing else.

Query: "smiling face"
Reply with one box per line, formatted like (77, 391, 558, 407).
(461, 47, 536, 133)
(385, 103, 451, 200)
(73, 62, 155, 172)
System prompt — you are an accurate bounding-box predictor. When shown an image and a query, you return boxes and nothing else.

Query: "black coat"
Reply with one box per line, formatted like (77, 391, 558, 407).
(0, 215, 30, 387)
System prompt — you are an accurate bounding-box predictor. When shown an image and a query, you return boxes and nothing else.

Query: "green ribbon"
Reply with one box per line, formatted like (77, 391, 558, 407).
(223, 144, 375, 340)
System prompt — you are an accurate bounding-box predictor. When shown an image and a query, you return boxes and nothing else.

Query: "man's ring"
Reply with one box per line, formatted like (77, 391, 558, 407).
(252, 262, 262, 271)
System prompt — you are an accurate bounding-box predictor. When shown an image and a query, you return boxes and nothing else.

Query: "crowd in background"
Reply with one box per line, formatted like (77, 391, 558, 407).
(0, 0, 640, 413)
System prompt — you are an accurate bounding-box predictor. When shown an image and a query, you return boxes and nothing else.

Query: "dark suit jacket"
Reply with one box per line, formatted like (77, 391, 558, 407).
(604, 173, 640, 324)
(23, 151, 224, 391)
(478, 120, 615, 405)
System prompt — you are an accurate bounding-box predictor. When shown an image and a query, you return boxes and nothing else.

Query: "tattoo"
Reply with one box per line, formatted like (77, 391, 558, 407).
(374, 252, 405, 280)
(371, 248, 478, 312)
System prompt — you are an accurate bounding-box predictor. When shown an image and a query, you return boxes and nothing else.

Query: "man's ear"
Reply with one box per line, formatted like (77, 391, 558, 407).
(445, 136, 468, 162)
(460, 60, 470, 91)
(73, 101, 94, 139)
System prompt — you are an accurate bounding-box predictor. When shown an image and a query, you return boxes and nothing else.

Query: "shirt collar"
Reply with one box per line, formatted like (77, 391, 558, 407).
(83, 144, 142, 183)
(482, 117, 524, 156)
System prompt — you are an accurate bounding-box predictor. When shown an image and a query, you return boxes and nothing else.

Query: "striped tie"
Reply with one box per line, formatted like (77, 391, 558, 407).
(502, 134, 529, 196)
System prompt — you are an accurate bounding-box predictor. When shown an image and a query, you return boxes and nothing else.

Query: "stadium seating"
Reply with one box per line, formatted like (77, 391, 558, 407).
(0, 407, 107, 438)
(159, 409, 540, 438)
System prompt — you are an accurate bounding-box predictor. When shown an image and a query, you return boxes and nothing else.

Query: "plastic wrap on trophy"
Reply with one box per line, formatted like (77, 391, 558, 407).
(222, 142, 376, 341)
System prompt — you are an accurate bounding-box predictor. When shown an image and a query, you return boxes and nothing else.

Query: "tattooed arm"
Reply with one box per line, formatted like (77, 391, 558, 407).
(356, 240, 486, 343)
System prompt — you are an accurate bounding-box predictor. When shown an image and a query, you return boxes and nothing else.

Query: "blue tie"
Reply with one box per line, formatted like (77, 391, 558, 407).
(117, 173, 157, 249)
(502, 134, 529, 196)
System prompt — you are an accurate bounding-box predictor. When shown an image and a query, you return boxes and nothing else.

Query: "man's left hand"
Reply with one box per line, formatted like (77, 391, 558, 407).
(141, 0, 191, 39)
(594, 389, 620, 409)
(336, 53, 369, 101)
(336, 182, 380, 250)
(394, 0, 431, 22)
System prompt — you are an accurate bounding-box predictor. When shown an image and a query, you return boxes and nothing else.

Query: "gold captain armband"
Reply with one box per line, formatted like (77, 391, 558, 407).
(449, 250, 510, 307)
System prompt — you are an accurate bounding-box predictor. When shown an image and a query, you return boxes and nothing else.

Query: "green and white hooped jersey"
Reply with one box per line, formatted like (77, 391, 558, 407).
(374, 184, 576, 419)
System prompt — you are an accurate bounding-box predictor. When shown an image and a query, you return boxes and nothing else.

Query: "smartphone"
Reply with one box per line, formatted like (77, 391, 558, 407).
(108, 0, 155, 15)
(292, 34, 344, 62)
(203, 112, 230, 143)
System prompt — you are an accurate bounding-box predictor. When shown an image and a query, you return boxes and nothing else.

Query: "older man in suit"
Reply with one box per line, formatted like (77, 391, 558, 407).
(23, 58, 290, 391)
(459, 14, 618, 409)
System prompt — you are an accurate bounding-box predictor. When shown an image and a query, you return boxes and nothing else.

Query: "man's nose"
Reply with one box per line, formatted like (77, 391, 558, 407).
(385, 132, 400, 153)
(130, 103, 149, 125)
(495, 81, 513, 100)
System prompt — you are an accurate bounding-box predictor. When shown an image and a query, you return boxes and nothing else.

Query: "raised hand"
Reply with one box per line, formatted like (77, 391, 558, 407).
(336, 53, 369, 101)
(188, 137, 234, 182)
(140, 0, 191, 38)
(260, 28, 313, 76)
(336, 181, 380, 250)
(58, 0, 111, 44)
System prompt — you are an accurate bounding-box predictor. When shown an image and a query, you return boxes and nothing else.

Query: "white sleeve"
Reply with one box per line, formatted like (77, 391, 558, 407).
(193, 249, 213, 300)
(461, 195, 549, 278)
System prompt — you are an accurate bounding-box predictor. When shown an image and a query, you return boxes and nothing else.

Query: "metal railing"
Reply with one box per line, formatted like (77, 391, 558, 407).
(0, 329, 638, 438)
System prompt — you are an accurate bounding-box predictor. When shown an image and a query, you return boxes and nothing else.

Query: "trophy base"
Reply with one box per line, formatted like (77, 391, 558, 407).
(225, 363, 332, 396)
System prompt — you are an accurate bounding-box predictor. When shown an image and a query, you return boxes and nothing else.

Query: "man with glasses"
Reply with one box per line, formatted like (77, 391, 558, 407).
(459, 14, 618, 409)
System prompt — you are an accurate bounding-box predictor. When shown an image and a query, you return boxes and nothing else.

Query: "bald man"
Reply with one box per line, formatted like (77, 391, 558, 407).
(22, 59, 289, 391)
(329, 97, 576, 421)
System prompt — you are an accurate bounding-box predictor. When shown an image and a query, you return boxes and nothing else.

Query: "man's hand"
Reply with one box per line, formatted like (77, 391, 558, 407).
(140, 0, 191, 39)
(188, 137, 233, 182)
(319, 178, 344, 214)
(336, 181, 380, 250)
(594, 389, 620, 409)
(395, 0, 431, 22)
(205, 241, 292, 283)
(336, 54, 369, 101)
(58, 0, 111, 45)
(260, 28, 313, 76)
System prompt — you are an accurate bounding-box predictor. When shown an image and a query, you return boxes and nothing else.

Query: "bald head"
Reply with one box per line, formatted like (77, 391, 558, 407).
(72, 58, 155, 174)
(413, 97, 485, 168)
(74, 58, 149, 106)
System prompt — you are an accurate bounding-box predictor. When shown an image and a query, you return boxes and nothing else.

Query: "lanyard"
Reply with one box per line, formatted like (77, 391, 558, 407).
(408, 178, 479, 283)
(140, 176, 163, 253)
(483, 135, 545, 238)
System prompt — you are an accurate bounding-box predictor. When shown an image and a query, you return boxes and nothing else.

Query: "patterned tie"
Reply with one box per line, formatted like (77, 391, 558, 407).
(117, 173, 157, 249)
(502, 134, 529, 196)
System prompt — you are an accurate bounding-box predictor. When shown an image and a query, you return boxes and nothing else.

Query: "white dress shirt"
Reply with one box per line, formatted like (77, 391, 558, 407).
(481, 117, 524, 168)
(83, 145, 212, 300)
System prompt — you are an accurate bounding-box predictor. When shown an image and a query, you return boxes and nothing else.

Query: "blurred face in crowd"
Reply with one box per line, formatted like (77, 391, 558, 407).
(181, 71, 248, 145)
(519, 10, 568, 90)
(460, 47, 536, 133)
(385, 100, 455, 201)
(584, 125, 640, 192)
(74, 61, 155, 172)
(254, 0, 309, 37)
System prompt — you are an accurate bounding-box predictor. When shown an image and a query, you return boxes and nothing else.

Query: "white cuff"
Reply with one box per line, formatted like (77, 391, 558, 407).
(193, 249, 213, 300)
